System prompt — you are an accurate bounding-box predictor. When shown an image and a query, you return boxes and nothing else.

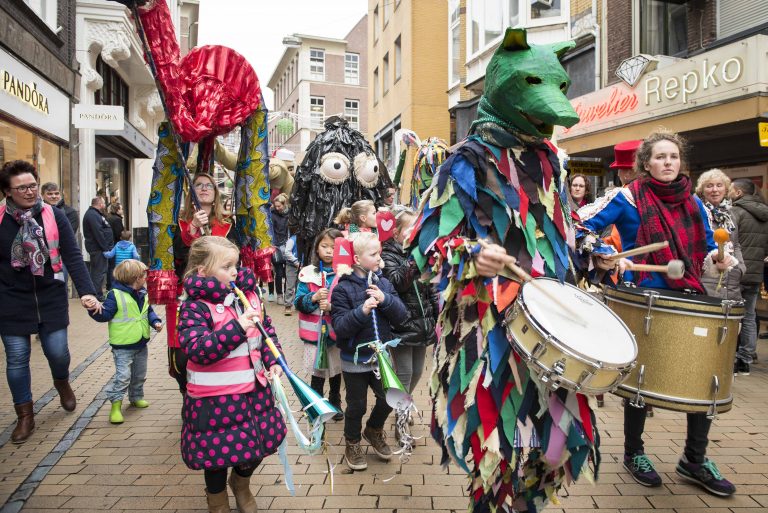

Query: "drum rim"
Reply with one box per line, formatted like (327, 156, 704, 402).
(616, 385, 734, 407)
(605, 295, 745, 320)
(513, 278, 638, 368)
(606, 285, 745, 315)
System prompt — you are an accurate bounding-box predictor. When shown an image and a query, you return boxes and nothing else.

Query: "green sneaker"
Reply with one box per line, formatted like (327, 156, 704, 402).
(130, 399, 150, 408)
(109, 400, 124, 424)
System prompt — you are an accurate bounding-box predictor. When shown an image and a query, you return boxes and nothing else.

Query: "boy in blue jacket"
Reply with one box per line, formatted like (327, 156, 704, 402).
(90, 259, 162, 424)
(330, 232, 408, 471)
(103, 230, 141, 266)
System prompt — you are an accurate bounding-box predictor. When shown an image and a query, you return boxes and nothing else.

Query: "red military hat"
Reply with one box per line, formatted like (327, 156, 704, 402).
(610, 140, 643, 169)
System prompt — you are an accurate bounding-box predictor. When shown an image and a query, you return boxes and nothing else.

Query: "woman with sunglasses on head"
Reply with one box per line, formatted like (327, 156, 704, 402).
(0, 160, 100, 444)
(167, 173, 238, 394)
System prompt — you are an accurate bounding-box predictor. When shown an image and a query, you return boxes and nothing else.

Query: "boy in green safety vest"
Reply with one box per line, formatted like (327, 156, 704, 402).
(90, 259, 163, 424)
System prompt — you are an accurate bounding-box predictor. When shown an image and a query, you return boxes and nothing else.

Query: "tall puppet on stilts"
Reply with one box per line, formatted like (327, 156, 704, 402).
(408, 29, 599, 512)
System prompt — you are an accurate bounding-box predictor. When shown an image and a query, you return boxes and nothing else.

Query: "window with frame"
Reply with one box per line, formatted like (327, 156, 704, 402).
(94, 56, 130, 118)
(384, 0, 393, 27)
(310, 96, 325, 129)
(383, 53, 390, 93)
(469, 0, 564, 56)
(345, 99, 360, 130)
(639, 0, 687, 56)
(531, 0, 561, 21)
(345, 53, 360, 85)
(394, 37, 402, 81)
(374, 5, 380, 42)
(310, 48, 325, 80)
(449, 0, 461, 84)
(23, 0, 57, 29)
(373, 67, 380, 103)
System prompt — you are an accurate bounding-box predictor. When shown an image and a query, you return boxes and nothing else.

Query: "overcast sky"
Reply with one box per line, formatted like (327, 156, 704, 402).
(198, 0, 368, 110)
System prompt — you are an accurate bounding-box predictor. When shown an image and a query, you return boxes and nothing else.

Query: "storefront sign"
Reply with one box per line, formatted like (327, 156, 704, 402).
(73, 104, 125, 130)
(0, 47, 69, 141)
(759, 122, 768, 147)
(568, 158, 604, 176)
(559, 35, 768, 141)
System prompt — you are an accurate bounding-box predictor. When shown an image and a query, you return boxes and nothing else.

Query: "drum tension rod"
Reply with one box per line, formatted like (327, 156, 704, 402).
(630, 364, 646, 409)
(718, 301, 734, 345)
(707, 375, 720, 420)
(643, 292, 659, 336)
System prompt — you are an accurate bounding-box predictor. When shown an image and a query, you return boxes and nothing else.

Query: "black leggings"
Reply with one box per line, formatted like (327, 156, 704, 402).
(204, 463, 257, 494)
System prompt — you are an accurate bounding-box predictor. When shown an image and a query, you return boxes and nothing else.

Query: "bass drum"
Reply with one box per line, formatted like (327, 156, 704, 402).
(605, 286, 743, 414)
(505, 278, 637, 395)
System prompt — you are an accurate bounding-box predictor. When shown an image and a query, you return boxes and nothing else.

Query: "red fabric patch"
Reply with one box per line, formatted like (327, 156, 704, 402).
(476, 378, 499, 443)
(577, 394, 594, 443)
(461, 281, 477, 299)
(497, 148, 513, 183)
(519, 187, 529, 227)
(470, 432, 485, 467)
(537, 149, 553, 191)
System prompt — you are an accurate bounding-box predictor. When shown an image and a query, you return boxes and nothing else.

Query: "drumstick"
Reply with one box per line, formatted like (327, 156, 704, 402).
(628, 260, 685, 280)
(608, 241, 669, 261)
(713, 229, 729, 262)
(477, 240, 586, 325)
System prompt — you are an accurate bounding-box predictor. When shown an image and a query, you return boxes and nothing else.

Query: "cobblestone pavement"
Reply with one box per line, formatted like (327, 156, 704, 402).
(0, 299, 766, 512)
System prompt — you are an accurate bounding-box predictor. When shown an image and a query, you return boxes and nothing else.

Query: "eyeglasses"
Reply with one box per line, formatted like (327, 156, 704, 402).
(10, 184, 38, 193)
(194, 183, 215, 191)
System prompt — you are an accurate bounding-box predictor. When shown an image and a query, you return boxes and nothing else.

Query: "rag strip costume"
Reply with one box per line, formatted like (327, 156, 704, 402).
(289, 117, 393, 264)
(408, 29, 598, 513)
(393, 130, 449, 209)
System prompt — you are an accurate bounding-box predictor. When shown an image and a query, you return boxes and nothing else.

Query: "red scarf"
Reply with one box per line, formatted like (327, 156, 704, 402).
(629, 175, 707, 292)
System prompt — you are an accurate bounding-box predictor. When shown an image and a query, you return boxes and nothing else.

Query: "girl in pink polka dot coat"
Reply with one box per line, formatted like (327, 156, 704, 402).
(177, 236, 287, 513)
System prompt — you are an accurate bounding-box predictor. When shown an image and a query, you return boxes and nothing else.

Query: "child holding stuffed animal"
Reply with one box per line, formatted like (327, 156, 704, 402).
(295, 228, 345, 420)
(330, 232, 408, 470)
(176, 236, 286, 513)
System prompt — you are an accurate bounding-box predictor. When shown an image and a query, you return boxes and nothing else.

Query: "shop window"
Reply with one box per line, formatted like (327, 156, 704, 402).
(95, 145, 126, 210)
(310, 48, 325, 80)
(0, 119, 61, 190)
(310, 96, 325, 129)
(639, 0, 687, 57)
(345, 53, 360, 85)
(94, 56, 129, 118)
(23, 0, 57, 29)
(345, 99, 360, 131)
(394, 37, 402, 81)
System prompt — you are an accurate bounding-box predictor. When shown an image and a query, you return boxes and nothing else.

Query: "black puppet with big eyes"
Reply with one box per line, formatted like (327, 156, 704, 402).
(289, 116, 392, 263)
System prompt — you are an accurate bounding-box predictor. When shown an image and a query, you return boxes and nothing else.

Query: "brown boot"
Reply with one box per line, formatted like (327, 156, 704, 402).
(53, 378, 76, 411)
(205, 489, 230, 513)
(228, 471, 257, 513)
(11, 402, 35, 444)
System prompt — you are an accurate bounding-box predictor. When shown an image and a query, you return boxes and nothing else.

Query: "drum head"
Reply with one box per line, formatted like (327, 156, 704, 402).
(521, 279, 636, 365)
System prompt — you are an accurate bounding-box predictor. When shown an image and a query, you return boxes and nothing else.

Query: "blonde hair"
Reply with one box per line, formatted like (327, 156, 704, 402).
(181, 173, 226, 225)
(634, 130, 689, 177)
(353, 232, 380, 256)
(695, 168, 731, 198)
(334, 199, 375, 225)
(113, 259, 147, 285)
(273, 193, 288, 205)
(183, 236, 239, 280)
(394, 207, 415, 233)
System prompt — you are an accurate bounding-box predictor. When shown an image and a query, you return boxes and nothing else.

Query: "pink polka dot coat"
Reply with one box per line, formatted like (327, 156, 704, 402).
(177, 268, 287, 470)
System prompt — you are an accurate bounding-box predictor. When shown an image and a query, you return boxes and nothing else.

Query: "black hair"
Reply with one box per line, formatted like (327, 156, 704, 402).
(0, 160, 38, 194)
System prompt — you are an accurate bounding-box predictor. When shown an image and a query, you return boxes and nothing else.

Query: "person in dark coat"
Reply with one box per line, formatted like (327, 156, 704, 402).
(729, 179, 768, 375)
(41, 182, 79, 234)
(330, 232, 408, 471)
(104, 202, 125, 290)
(268, 194, 289, 303)
(82, 196, 114, 300)
(380, 208, 438, 394)
(0, 160, 99, 444)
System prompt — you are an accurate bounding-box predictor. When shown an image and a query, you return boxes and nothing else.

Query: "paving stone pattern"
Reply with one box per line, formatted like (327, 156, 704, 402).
(0, 300, 766, 512)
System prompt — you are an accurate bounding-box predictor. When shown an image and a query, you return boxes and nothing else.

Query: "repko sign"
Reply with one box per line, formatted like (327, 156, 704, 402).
(645, 57, 743, 106)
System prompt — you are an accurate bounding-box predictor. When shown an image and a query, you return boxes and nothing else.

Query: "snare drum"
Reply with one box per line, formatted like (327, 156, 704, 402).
(505, 278, 637, 394)
(605, 286, 743, 414)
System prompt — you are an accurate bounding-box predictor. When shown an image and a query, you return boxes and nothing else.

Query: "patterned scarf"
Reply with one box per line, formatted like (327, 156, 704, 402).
(629, 175, 707, 292)
(6, 197, 49, 276)
(704, 199, 736, 232)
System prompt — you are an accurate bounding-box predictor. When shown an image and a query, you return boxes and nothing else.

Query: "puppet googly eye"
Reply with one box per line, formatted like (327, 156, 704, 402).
(353, 152, 379, 188)
(318, 153, 350, 184)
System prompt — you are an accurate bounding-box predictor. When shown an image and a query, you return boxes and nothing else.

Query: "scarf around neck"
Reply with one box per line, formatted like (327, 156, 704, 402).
(704, 199, 736, 233)
(629, 175, 707, 292)
(5, 197, 49, 276)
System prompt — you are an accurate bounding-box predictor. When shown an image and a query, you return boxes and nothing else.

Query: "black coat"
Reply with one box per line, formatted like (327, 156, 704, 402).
(82, 206, 114, 253)
(330, 270, 408, 363)
(106, 213, 124, 244)
(0, 207, 96, 335)
(55, 199, 79, 234)
(271, 208, 289, 246)
(381, 239, 438, 346)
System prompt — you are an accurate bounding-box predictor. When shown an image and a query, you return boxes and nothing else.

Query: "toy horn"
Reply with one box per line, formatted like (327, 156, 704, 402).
(231, 282, 340, 424)
(377, 347, 412, 409)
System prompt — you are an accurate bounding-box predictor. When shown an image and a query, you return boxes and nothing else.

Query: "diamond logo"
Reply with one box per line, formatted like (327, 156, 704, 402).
(615, 54, 658, 87)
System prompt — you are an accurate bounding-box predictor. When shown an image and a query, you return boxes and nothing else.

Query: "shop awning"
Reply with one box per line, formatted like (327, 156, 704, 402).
(95, 120, 154, 159)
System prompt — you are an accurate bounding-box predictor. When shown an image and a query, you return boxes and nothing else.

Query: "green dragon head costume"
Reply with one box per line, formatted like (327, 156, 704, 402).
(477, 28, 579, 139)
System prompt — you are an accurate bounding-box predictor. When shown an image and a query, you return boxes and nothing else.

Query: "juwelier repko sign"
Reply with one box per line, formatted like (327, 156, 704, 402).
(558, 34, 768, 141)
(0, 46, 69, 141)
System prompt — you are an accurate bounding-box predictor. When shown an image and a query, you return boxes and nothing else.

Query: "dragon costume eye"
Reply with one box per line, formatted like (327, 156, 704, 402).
(353, 152, 379, 188)
(318, 152, 350, 184)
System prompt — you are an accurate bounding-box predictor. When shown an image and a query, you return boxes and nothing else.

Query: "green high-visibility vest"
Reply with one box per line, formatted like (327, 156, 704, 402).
(108, 289, 150, 345)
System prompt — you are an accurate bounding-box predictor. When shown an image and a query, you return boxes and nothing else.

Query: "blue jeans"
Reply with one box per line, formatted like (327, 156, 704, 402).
(737, 283, 760, 363)
(107, 346, 148, 403)
(1, 329, 70, 405)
